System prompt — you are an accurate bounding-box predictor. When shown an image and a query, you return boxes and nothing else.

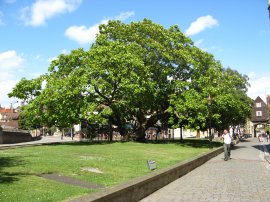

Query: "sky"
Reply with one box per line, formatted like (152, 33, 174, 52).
(0, 0, 270, 108)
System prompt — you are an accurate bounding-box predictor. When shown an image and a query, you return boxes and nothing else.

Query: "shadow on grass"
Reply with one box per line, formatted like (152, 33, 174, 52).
(48, 140, 115, 147)
(175, 139, 222, 148)
(50, 138, 223, 149)
(0, 156, 27, 184)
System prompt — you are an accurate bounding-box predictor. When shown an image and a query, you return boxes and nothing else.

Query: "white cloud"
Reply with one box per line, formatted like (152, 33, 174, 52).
(21, 0, 82, 26)
(48, 56, 58, 62)
(0, 50, 24, 107)
(194, 39, 204, 47)
(0, 79, 19, 108)
(247, 72, 270, 102)
(65, 21, 106, 45)
(248, 72, 256, 79)
(185, 15, 219, 36)
(0, 50, 24, 69)
(115, 11, 135, 21)
(61, 49, 68, 54)
(65, 11, 135, 45)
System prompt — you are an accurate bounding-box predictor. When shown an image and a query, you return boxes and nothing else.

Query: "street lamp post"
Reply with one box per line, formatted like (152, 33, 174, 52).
(268, 0, 270, 19)
(207, 95, 213, 148)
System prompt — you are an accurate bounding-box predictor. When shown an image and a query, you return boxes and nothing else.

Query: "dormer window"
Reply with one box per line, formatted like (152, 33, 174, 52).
(256, 102, 261, 108)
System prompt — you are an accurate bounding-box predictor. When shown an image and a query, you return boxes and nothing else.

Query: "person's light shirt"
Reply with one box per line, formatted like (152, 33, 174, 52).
(223, 133, 232, 144)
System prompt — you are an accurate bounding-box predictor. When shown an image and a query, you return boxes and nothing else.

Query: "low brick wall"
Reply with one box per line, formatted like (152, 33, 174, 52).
(0, 130, 33, 144)
(70, 147, 223, 202)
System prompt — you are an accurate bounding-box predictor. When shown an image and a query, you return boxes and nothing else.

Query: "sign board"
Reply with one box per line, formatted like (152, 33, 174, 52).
(147, 160, 157, 170)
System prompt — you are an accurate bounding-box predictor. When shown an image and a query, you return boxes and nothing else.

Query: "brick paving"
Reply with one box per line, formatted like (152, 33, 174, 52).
(140, 138, 270, 202)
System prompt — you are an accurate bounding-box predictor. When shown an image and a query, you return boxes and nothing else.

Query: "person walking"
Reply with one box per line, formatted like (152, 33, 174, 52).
(222, 129, 232, 161)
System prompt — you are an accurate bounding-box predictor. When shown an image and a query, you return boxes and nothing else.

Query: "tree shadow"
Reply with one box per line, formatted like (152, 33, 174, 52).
(0, 156, 27, 184)
(44, 138, 223, 149)
(176, 139, 222, 148)
(50, 140, 115, 147)
(252, 144, 270, 152)
(150, 139, 223, 148)
(231, 145, 246, 150)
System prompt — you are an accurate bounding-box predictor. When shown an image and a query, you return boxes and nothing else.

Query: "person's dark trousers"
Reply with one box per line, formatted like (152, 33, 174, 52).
(224, 143, 231, 161)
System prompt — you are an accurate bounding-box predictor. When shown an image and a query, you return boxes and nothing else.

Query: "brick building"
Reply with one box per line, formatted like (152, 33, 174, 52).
(0, 106, 20, 129)
(250, 96, 269, 137)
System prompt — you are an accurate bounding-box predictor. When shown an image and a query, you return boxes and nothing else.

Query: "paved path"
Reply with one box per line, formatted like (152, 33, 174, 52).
(140, 138, 270, 202)
(0, 135, 74, 149)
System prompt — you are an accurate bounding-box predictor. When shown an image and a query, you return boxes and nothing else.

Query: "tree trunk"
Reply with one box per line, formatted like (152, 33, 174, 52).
(180, 126, 183, 142)
(118, 125, 126, 137)
(135, 126, 146, 141)
(196, 130, 200, 138)
(109, 123, 113, 142)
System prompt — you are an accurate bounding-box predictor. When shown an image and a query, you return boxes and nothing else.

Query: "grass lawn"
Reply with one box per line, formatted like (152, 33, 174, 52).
(0, 139, 221, 202)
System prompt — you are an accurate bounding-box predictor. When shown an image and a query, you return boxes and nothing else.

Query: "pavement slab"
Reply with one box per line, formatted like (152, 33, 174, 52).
(140, 138, 270, 202)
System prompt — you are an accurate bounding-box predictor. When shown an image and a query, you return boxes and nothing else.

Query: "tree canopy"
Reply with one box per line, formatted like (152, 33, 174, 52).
(9, 19, 252, 140)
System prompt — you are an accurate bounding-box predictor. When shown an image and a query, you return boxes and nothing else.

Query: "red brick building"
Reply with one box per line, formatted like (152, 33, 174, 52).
(0, 107, 20, 129)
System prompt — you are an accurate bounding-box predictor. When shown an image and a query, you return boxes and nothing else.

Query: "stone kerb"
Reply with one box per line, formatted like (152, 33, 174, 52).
(70, 146, 223, 202)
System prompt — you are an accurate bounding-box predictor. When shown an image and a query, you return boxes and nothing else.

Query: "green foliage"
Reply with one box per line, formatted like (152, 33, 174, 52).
(168, 47, 252, 132)
(8, 19, 252, 137)
(8, 77, 43, 102)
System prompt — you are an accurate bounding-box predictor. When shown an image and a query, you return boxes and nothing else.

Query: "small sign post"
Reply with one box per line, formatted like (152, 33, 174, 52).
(147, 160, 157, 170)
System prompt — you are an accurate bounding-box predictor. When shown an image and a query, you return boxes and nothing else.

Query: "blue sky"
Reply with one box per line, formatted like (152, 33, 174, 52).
(0, 0, 270, 108)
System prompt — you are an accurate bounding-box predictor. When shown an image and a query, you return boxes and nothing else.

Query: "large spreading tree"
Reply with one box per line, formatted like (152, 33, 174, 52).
(9, 19, 252, 140)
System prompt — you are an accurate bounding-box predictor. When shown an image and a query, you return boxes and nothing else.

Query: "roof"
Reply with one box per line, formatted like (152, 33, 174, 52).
(0, 121, 19, 129)
(0, 107, 20, 122)
(0, 107, 14, 113)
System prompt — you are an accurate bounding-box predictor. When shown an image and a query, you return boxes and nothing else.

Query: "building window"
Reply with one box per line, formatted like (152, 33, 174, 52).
(256, 102, 261, 108)
(256, 111, 262, 116)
